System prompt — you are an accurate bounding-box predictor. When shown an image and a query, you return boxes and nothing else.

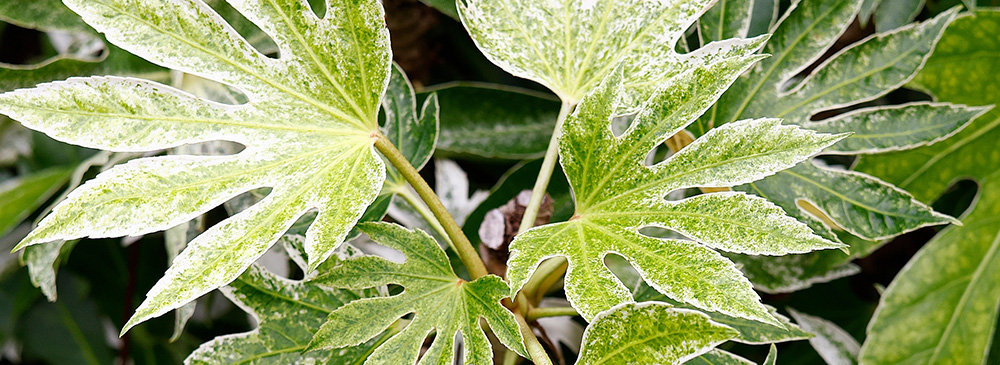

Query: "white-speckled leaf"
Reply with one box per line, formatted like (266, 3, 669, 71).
(692, 1, 962, 242)
(306, 222, 526, 364)
(0, 0, 393, 334)
(459, 0, 766, 105)
(787, 308, 859, 365)
(689, 1, 967, 290)
(856, 11, 1000, 364)
(576, 302, 738, 365)
(186, 263, 386, 364)
(508, 52, 846, 324)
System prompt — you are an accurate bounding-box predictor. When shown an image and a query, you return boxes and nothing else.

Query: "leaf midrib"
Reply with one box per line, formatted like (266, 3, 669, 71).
(93, 0, 370, 131)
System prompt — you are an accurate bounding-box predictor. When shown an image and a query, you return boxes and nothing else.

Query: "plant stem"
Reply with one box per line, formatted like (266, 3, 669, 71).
(396, 187, 453, 246)
(374, 134, 489, 279)
(517, 101, 575, 235)
(514, 310, 554, 365)
(375, 134, 554, 365)
(525, 306, 580, 322)
(521, 257, 568, 303)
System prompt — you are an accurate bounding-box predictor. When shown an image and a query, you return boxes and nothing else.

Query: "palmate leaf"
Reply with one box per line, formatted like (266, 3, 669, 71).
(855, 11, 1000, 364)
(0, 0, 393, 333)
(507, 54, 847, 324)
(459, 0, 768, 106)
(576, 302, 738, 365)
(187, 255, 387, 364)
(307, 222, 526, 364)
(693, 0, 977, 292)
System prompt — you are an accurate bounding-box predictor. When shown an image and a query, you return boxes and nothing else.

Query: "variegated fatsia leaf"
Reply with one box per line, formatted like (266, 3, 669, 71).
(576, 302, 737, 365)
(458, 0, 768, 106)
(507, 55, 847, 324)
(0, 0, 393, 333)
(306, 222, 527, 364)
(692, 0, 980, 292)
(186, 251, 388, 364)
(856, 11, 1000, 364)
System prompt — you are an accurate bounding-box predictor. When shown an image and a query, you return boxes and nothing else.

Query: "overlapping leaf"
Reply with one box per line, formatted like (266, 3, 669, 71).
(459, 0, 767, 106)
(788, 308, 860, 365)
(693, 0, 976, 292)
(307, 222, 526, 364)
(576, 302, 737, 365)
(507, 49, 846, 324)
(0, 0, 394, 333)
(855, 11, 1000, 364)
(187, 259, 387, 364)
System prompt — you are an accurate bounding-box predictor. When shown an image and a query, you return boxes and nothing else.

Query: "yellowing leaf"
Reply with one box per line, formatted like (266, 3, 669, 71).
(0, 0, 393, 333)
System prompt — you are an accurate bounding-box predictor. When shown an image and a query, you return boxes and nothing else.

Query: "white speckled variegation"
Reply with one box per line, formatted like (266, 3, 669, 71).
(307, 223, 527, 365)
(459, 0, 766, 106)
(0, 0, 392, 334)
(507, 47, 848, 324)
(576, 303, 738, 364)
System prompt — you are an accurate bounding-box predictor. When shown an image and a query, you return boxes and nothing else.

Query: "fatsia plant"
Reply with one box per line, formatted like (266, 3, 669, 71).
(0, 0, 398, 334)
(691, 0, 980, 292)
(855, 10, 1000, 364)
(1, 0, 987, 364)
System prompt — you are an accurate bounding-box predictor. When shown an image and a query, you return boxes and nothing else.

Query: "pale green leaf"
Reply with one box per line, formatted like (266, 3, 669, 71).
(576, 302, 738, 365)
(622, 263, 813, 345)
(808, 103, 986, 155)
(874, 0, 924, 32)
(0, 167, 72, 238)
(738, 161, 957, 241)
(427, 83, 560, 159)
(22, 240, 76, 302)
(787, 308, 860, 365)
(859, 0, 881, 27)
(685, 349, 754, 365)
(763, 344, 777, 365)
(508, 50, 845, 324)
(855, 11, 1000, 364)
(0, 0, 394, 334)
(186, 263, 385, 364)
(459, 0, 766, 104)
(307, 222, 526, 364)
(382, 63, 438, 172)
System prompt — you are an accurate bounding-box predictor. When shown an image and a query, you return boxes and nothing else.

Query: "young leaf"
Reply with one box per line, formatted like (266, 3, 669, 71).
(0, 0, 393, 333)
(576, 302, 738, 365)
(307, 222, 526, 364)
(787, 308, 860, 365)
(508, 51, 846, 324)
(459, 0, 767, 105)
(855, 11, 1000, 364)
(187, 263, 386, 364)
(428, 83, 560, 159)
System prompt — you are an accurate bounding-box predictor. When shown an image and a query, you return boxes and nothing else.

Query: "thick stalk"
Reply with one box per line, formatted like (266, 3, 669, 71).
(396, 187, 453, 246)
(521, 257, 567, 303)
(514, 312, 554, 365)
(374, 134, 489, 279)
(517, 101, 575, 235)
(525, 306, 579, 322)
(375, 134, 554, 365)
